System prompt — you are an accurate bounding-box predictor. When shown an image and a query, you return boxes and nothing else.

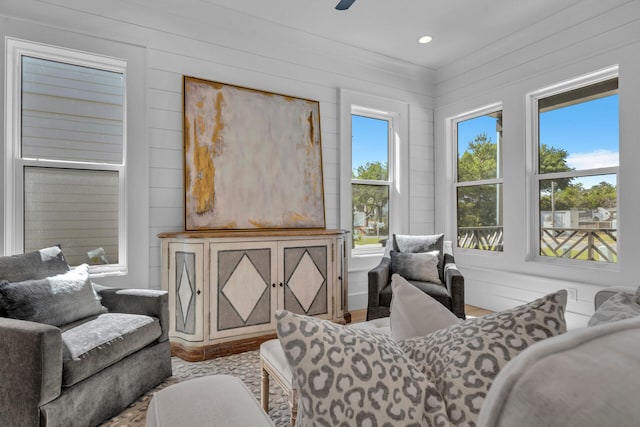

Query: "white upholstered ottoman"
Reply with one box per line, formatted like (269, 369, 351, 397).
(260, 317, 391, 426)
(146, 375, 275, 427)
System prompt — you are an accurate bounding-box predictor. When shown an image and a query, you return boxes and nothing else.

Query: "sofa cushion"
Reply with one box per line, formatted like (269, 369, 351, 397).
(390, 274, 459, 340)
(399, 290, 567, 426)
(61, 312, 161, 387)
(0, 245, 69, 283)
(477, 315, 640, 427)
(276, 310, 450, 426)
(390, 250, 442, 284)
(588, 287, 640, 326)
(0, 264, 106, 327)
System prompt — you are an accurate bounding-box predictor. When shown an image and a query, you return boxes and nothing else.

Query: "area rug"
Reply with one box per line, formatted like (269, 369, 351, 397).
(99, 350, 290, 426)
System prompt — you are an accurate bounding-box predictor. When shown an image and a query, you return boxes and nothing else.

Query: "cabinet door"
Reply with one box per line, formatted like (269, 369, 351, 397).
(279, 239, 333, 319)
(209, 242, 277, 339)
(168, 242, 204, 342)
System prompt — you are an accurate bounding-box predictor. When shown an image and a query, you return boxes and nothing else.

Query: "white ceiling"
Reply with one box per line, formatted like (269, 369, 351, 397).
(199, 0, 582, 69)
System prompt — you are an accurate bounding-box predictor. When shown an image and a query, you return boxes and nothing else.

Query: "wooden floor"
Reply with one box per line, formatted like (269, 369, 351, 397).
(350, 304, 493, 324)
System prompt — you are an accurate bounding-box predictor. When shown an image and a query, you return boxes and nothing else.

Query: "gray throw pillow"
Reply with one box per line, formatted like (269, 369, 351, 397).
(399, 290, 568, 426)
(390, 250, 442, 284)
(276, 310, 451, 426)
(0, 245, 69, 283)
(393, 234, 445, 280)
(393, 233, 444, 254)
(588, 289, 640, 326)
(0, 264, 107, 326)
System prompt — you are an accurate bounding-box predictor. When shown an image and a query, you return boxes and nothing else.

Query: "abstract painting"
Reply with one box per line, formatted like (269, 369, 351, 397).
(183, 76, 325, 230)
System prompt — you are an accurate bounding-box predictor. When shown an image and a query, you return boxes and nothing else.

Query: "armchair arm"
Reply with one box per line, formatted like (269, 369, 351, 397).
(96, 287, 169, 342)
(368, 257, 391, 309)
(443, 254, 466, 319)
(0, 317, 62, 427)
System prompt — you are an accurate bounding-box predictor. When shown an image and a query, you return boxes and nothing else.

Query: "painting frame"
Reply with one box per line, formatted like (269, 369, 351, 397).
(183, 76, 326, 231)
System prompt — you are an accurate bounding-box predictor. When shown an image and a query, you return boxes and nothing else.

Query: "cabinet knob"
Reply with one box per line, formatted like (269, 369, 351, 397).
(272, 283, 276, 288)
(196, 289, 201, 295)
(279, 282, 283, 287)
(338, 276, 342, 281)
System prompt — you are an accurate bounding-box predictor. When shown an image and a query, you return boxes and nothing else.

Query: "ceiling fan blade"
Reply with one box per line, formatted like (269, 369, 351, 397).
(335, 0, 356, 10)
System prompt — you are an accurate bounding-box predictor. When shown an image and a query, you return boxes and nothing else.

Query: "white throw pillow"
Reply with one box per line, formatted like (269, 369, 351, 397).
(390, 273, 459, 340)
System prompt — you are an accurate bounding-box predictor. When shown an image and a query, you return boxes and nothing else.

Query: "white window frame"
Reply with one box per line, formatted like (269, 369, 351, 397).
(339, 89, 409, 261)
(350, 108, 394, 256)
(4, 37, 127, 276)
(525, 65, 619, 267)
(449, 102, 503, 253)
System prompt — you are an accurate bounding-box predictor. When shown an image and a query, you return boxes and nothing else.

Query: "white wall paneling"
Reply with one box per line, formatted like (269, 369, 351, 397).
(5, 0, 635, 317)
(1, 0, 435, 309)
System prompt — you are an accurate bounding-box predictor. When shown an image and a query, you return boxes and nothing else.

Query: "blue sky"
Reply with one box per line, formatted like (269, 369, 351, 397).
(539, 95, 618, 170)
(352, 114, 388, 173)
(457, 94, 619, 188)
(352, 94, 619, 188)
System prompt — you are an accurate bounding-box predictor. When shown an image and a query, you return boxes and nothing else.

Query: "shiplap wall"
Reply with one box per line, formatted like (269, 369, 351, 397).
(0, 0, 436, 309)
(434, 0, 640, 328)
(6, 1, 635, 317)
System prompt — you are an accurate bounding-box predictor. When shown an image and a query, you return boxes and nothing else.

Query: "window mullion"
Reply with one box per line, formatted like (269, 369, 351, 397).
(456, 178, 503, 188)
(537, 166, 619, 181)
(352, 178, 391, 186)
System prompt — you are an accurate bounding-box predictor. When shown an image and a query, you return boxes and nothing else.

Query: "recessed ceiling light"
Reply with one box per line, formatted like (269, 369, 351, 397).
(418, 35, 433, 44)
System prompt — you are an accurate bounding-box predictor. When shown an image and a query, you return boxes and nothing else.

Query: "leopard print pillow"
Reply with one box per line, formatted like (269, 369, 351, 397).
(276, 310, 451, 427)
(399, 290, 567, 427)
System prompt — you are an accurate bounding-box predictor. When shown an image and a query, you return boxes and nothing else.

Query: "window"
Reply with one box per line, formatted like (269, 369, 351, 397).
(4, 39, 127, 274)
(453, 105, 503, 251)
(530, 67, 619, 264)
(339, 89, 408, 258)
(351, 112, 392, 252)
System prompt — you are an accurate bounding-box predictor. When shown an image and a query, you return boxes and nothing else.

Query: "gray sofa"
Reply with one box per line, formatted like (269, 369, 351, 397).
(0, 246, 172, 427)
(477, 286, 640, 427)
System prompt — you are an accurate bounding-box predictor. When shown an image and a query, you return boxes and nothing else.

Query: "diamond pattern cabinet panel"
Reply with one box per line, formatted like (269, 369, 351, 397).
(281, 241, 331, 318)
(166, 243, 204, 342)
(210, 243, 277, 339)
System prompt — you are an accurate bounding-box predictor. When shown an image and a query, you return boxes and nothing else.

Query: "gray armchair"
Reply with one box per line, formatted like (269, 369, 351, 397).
(367, 235, 465, 321)
(0, 246, 172, 427)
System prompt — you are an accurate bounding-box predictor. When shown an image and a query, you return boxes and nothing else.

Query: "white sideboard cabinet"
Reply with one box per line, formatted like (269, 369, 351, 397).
(159, 230, 349, 360)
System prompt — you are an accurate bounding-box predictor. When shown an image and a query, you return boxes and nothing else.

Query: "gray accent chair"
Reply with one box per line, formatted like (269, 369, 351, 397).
(367, 235, 465, 321)
(0, 247, 172, 427)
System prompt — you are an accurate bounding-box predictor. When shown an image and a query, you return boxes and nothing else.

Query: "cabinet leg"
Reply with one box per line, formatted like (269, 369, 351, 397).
(261, 367, 270, 413)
